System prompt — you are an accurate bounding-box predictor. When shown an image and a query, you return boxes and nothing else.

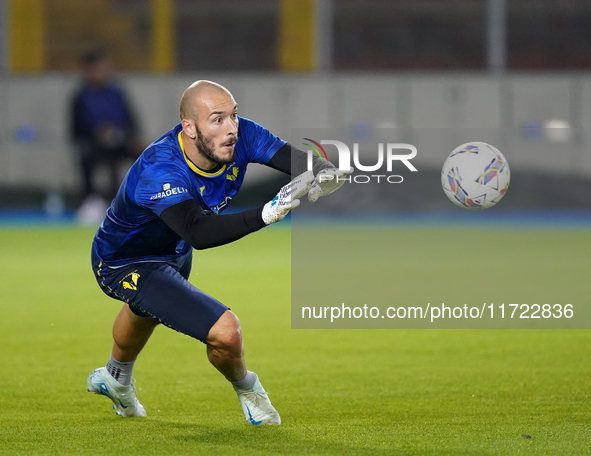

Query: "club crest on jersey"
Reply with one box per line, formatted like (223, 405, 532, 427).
(226, 165, 240, 181)
(150, 186, 188, 200)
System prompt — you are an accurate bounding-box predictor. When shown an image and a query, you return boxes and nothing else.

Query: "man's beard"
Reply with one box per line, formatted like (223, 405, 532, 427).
(196, 125, 236, 165)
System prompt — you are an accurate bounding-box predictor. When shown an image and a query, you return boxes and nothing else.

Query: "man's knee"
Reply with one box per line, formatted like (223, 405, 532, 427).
(206, 310, 243, 353)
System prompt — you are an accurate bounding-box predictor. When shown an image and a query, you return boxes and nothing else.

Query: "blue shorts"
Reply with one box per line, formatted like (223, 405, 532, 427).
(91, 250, 228, 343)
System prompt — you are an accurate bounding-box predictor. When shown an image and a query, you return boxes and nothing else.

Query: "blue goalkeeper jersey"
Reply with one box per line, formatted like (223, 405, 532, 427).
(92, 117, 286, 267)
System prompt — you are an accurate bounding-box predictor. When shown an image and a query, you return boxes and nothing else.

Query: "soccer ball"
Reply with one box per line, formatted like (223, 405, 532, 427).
(441, 141, 510, 210)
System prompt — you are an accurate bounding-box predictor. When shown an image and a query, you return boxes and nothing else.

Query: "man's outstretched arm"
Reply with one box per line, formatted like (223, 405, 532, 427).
(160, 171, 314, 250)
(161, 200, 266, 250)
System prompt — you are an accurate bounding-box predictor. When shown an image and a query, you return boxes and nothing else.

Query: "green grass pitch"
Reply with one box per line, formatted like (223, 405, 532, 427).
(0, 224, 589, 455)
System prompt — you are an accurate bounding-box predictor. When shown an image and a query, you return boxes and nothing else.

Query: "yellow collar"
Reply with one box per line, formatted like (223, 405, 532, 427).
(178, 131, 226, 177)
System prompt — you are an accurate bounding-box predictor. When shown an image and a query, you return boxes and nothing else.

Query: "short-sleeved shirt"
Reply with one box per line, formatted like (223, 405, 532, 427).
(92, 117, 286, 268)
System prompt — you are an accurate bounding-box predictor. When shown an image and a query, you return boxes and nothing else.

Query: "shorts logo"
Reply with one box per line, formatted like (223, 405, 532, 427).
(120, 271, 140, 291)
(163, 183, 171, 191)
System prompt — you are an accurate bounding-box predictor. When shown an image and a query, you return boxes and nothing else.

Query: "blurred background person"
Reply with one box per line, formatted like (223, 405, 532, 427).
(70, 48, 142, 222)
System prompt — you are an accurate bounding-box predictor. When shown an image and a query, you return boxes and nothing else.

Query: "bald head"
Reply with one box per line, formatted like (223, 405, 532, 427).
(178, 80, 239, 170)
(179, 80, 234, 121)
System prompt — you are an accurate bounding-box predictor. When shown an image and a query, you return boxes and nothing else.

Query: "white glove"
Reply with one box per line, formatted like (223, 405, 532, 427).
(308, 166, 353, 203)
(262, 170, 315, 225)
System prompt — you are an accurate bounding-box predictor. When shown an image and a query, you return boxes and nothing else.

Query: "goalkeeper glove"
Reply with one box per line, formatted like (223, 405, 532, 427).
(308, 166, 353, 203)
(262, 170, 315, 225)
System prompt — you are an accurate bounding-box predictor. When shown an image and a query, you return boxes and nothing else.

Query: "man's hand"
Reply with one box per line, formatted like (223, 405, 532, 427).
(308, 166, 353, 203)
(262, 171, 315, 225)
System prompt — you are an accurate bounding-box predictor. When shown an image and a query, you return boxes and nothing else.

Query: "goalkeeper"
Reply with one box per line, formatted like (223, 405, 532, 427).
(87, 80, 349, 425)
